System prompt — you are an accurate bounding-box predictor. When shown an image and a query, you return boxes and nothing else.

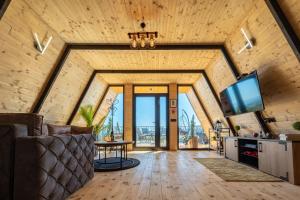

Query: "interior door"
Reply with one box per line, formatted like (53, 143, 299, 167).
(134, 95, 168, 149)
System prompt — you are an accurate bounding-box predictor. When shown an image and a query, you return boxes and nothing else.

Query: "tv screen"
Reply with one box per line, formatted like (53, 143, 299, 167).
(220, 72, 264, 117)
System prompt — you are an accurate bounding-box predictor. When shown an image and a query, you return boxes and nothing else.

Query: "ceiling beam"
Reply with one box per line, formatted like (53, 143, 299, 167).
(30, 43, 269, 135)
(69, 43, 223, 50)
(94, 69, 204, 74)
(265, 0, 300, 62)
(31, 44, 71, 113)
(0, 0, 11, 20)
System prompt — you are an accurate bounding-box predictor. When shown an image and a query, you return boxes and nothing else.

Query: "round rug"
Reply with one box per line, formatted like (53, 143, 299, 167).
(94, 157, 140, 172)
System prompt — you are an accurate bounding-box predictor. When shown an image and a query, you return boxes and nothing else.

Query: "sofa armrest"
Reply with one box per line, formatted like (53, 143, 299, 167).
(14, 134, 94, 200)
(0, 124, 27, 200)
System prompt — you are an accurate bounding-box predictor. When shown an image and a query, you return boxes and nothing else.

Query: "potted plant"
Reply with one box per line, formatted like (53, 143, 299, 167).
(188, 115, 199, 148)
(292, 121, 300, 131)
(234, 125, 241, 136)
(79, 105, 108, 140)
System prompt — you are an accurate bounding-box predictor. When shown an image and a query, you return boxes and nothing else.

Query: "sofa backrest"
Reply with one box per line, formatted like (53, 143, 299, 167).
(0, 113, 43, 136)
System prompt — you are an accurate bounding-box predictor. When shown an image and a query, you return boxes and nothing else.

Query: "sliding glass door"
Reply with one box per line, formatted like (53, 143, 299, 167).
(134, 94, 168, 149)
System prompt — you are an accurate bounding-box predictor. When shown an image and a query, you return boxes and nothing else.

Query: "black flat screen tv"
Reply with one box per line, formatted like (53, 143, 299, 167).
(220, 71, 264, 117)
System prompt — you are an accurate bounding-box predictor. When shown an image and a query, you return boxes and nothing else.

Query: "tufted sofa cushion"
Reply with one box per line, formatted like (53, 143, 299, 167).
(47, 124, 72, 136)
(14, 134, 94, 200)
(0, 124, 27, 200)
(71, 126, 94, 135)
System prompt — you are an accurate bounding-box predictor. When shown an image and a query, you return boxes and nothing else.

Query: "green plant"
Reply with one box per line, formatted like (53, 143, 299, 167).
(234, 125, 241, 131)
(79, 105, 94, 127)
(190, 114, 196, 138)
(79, 105, 109, 137)
(93, 116, 107, 136)
(292, 122, 300, 131)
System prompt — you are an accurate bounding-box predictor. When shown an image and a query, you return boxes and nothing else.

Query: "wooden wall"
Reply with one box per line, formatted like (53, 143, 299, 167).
(169, 83, 178, 151)
(205, 0, 300, 135)
(71, 75, 108, 126)
(124, 84, 133, 150)
(185, 88, 212, 135)
(39, 52, 94, 124)
(0, 0, 65, 113)
(193, 75, 230, 129)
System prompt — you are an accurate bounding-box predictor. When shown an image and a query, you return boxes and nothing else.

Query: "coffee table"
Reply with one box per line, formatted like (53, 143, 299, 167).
(94, 141, 139, 171)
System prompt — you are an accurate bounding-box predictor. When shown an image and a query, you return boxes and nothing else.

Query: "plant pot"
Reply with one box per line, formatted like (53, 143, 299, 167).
(188, 136, 199, 148)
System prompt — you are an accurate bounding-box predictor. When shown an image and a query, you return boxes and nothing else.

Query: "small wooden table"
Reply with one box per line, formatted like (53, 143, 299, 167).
(94, 141, 134, 169)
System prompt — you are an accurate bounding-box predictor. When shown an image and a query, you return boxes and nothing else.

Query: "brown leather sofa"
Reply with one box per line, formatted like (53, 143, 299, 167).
(0, 113, 94, 200)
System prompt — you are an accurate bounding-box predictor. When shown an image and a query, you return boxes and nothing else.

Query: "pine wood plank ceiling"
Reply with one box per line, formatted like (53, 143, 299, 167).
(24, 0, 256, 43)
(73, 50, 219, 70)
(96, 73, 201, 84)
(23, 0, 256, 79)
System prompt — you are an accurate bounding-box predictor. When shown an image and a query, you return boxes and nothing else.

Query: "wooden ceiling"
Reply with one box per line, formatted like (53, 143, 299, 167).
(24, 0, 256, 43)
(97, 73, 201, 84)
(73, 50, 219, 70)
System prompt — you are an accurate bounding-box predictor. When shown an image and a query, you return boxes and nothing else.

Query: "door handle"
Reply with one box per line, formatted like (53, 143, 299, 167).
(234, 140, 238, 147)
(258, 142, 262, 152)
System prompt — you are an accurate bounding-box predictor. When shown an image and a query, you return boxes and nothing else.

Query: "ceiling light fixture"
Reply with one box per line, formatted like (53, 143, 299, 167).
(128, 22, 158, 49)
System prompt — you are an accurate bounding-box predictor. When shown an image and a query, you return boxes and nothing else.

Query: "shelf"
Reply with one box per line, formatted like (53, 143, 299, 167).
(240, 153, 258, 159)
(240, 146, 257, 150)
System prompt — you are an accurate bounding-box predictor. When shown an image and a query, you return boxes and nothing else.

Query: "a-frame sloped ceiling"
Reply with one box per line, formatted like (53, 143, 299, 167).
(0, 0, 300, 135)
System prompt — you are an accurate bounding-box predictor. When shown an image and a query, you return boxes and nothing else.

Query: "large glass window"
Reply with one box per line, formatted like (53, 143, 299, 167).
(178, 86, 208, 149)
(98, 86, 124, 141)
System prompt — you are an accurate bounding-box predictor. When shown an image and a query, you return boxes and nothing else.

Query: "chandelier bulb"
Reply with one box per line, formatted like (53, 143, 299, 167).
(149, 35, 155, 48)
(140, 37, 146, 48)
(131, 38, 137, 48)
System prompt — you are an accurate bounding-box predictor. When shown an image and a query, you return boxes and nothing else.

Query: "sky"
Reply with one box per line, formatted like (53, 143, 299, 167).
(104, 93, 202, 128)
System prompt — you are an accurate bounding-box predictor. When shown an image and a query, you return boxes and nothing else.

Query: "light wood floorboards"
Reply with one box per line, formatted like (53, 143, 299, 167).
(69, 151, 300, 200)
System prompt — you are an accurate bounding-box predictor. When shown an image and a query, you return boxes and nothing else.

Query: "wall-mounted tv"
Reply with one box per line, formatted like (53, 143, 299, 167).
(220, 71, 264, 117)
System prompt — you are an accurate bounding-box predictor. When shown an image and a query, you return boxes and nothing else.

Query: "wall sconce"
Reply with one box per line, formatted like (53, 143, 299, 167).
(33, 32, 53, 55)
(238, 28, 256, 54)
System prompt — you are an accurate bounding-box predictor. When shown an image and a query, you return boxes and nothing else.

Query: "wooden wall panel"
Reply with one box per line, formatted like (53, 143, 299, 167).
(0, 0, 65, 113)
(40, 52, 94, 124)
(279, 0, 300, 39)
(169, 83, 178, 151)
(71, 75, 108, 126)
(193, 76, 229, 129)
(208, 0, 300, 135)
(205, 54, 261, 135)
(185, 89, 212, 135)
(124, 84, 133, 150)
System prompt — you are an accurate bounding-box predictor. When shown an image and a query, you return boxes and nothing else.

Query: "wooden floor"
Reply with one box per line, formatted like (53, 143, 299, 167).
(69, 151, 300, 200)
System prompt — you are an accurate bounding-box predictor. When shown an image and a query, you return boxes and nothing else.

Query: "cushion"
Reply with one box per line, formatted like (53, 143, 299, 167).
(71, 126, 93, 135)
(47, 124, 71, 135)
(0, 113, 43, 136)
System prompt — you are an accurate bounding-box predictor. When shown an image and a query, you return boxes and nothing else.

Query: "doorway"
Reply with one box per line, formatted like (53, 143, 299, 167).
(133, 94, 169, 150)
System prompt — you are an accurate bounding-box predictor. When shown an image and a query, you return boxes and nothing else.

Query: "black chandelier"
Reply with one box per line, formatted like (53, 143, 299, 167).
(128, 22, 158, 48)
